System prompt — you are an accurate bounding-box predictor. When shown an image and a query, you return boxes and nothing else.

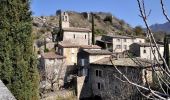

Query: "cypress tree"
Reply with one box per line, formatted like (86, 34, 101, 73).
(91, 13, 95, 45)
(0, 0, 39, 99)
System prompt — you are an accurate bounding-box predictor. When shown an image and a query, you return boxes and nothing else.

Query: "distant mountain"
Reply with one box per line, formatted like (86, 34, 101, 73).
(150, 22, 170, 33)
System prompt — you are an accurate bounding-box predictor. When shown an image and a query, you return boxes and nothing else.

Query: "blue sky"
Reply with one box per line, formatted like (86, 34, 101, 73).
(31, 0, 170, 27)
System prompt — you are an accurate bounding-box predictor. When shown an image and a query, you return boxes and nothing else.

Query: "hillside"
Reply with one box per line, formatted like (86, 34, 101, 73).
(32, 11, 135, 40)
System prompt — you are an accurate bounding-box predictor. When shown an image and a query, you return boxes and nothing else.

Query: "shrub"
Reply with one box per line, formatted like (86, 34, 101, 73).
(104, 15, 112, 23)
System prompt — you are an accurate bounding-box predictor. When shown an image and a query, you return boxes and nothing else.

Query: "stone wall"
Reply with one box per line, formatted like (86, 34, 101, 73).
(89, 65, 144, 100)
(63, 31, 92, 45)
(0, 80, 16, 100)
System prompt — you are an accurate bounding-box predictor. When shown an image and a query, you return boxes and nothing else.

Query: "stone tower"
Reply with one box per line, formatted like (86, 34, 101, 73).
(61, 12, 69, 28)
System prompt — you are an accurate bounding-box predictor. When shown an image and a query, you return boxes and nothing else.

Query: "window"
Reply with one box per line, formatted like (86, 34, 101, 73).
(143, 49, 146, 53)
(58, 49, 62, 55)
(97, 82, 101, 90)
(62, 16, 64, 21)
(97, 82, 104, 90)
(124, 45, 127, 50)
(132, 39, 135, 42)
(124, 39, 126, 42)
(65, 16, 67, 21)
(81, 59, 85, 66)
(117, 39, 120, 42)
(96, 70, 102, 77)
(85, 35, 86, 39)
(116, 45, 121, 49)
(73, 34, 75, 39)
(82, 68, 88, 76)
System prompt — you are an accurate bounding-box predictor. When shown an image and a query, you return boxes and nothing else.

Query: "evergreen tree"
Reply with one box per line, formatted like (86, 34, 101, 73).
(91, 13, 95, 45)
(0, 0, 39, 99)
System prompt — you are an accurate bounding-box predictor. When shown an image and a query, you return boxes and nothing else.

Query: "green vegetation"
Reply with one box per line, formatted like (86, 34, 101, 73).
(104, 15, 112, 23)
(133, 26, 144, 36)
(92, 13, 95, 45)
(0, 0, 39, 99)
(94, 29, 106, 36)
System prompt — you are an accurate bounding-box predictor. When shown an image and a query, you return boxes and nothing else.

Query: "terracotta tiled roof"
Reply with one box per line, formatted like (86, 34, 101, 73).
(42, 52, 65, 59)
(80, 45, 101, 49)
(83, 50, 112, 55)
(134, 43, 163, 47)
(91, 57, 163, 67)
(58, 42, 80, 48)
(104, 34, 133, 39)
(62, 27, 91, 32)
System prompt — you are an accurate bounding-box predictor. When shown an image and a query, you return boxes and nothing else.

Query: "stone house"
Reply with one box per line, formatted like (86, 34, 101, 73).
(130, 43, 164, 60)
(40, 52, 66, 89)
(76, 49, 112, 99)
(57, 42, 80, 66)
(77, 57, 162, 100)
(96, 34, 145, 52)
(54, 11, 92, 45)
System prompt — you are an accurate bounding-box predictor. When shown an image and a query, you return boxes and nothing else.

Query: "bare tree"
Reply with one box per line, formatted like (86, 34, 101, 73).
(40, 60, 66, 94)
(110, 0, 170, 99)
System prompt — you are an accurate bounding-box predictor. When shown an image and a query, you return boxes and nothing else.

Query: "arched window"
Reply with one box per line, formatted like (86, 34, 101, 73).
(65, 16, 67, 21)
(85, 35, 86, 39)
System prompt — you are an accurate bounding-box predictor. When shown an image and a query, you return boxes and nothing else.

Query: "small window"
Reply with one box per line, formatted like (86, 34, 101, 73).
(96, 70, 98, 76)
(97, 83, 101, 90)
(96, 70, 102, 77)
(143, 49, 146, 53)
(124, 45, 127, 50)
(124, 39, 126, 42)
(62, 16, 64, 21)
(73, 34, 75, 39)
(132, 39, 135, 42)
(65, 16, 67, 21)
(116, 45, 121, 49)
(85, 35, 86, 39)
(117, 39, 120, 42)
(82, 68, 88, 76)
(81, 59, 85, 66)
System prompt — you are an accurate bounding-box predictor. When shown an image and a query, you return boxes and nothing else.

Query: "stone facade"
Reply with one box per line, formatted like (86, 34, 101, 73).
(61, 28, 92, 45)
(40, 52, 67, 89)
(130, 43, 164, 60)
(61, 12, 70, 28)
(58, 43, 79, 66)
(76, 50, 112, 99)
(89, 64, 143, 100)
(77, 56, 162, 99)
(56, 11, 92, 46)
(97, 35, 145, 53)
